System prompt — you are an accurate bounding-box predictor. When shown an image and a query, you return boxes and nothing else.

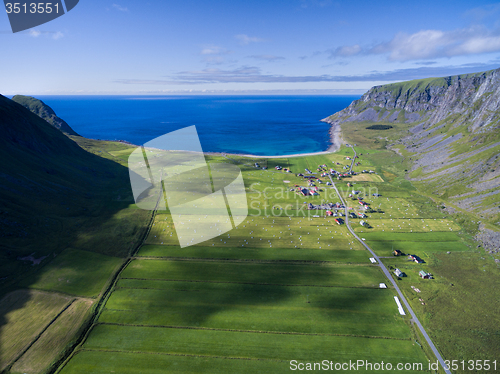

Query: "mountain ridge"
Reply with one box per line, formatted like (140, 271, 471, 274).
(323, 67, 500, 247)
(12, 95, 79, 136)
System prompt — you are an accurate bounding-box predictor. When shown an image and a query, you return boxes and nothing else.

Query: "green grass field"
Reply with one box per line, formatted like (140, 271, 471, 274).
(55, 151, 440, 374)
(100, 284, 407, 338)
(120, 259, 384, 287)
(60, 347, 429, 374)
(0, 290, 73, 371)
(137, 244, 371, 263)
(80, 324, 426, 364)
(11, 298, 93, 374)
(11, 145, 491, 374)
(19, 248, 123, 298)
(147, 214, 364, 250)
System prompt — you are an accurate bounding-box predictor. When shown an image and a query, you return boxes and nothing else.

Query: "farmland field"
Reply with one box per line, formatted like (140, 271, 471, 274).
(137, 244, 371, 263)
(11, 298, 93, 374)
(60, 255, 430, 374)
(0, 290, 73, 371)
(56, 150, 490, 374)
(147, 215, 365, 250)
(19, 248, 123, 297)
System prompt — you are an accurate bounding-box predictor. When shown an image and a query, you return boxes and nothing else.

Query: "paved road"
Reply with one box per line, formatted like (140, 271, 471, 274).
(328, 145, 452, 374)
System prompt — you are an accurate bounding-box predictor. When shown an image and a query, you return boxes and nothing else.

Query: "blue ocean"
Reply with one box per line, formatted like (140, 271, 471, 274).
(36, 95, 359, 156)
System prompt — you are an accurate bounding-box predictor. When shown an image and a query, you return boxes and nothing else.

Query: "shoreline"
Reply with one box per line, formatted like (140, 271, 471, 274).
(105, 122, 341, 159)
(206, 123, 342, 159)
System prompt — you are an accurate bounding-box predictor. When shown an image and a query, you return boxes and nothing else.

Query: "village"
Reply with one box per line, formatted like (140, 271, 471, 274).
(249, 153, 439, 292)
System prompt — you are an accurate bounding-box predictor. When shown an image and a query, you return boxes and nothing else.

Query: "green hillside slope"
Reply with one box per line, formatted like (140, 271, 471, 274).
(323, 68, 500, 249)
(0, 94, 149, 293)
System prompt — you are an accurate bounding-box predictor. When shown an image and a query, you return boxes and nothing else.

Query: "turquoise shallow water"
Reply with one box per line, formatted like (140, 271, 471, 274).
(37, 95, 359, 156)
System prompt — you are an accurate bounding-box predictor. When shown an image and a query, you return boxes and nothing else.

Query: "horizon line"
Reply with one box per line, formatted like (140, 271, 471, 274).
(3, 89, 368, 97)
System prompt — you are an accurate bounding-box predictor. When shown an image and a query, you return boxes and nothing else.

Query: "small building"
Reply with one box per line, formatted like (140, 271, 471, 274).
(419, 270, 432, 279)
(394, 250, 402, 256)
(394, 268, 404, 277)
(369, 258, 377, 264)
(360, 220, 366, 226)
(410, 255, 424, 263)
(379, 283, 387, 288)
(326, 210, 333, 216)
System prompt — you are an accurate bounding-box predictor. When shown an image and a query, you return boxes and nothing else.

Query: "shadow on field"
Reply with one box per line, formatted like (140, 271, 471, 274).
(111, 252, 382, 336)
(0, 95, 151, 372)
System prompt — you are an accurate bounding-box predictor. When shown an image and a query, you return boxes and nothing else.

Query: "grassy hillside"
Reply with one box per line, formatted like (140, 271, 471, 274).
(0, 95, 151, 292)
(0, 95, 152, 373)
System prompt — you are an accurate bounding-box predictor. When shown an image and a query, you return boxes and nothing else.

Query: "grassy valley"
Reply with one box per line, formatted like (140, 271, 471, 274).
(1, 68, 500, 374)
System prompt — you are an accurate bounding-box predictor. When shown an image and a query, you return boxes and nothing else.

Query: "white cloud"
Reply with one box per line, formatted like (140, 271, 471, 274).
(52, 31, 64, 40)
(330, 27, 500, 61)
(112, 4, 129, 12)
(200, 45, 231, 55)
(115, 62, 500, 86)
(331, 44, 362, 57)
(235, 34, 264, 45)
(27, 29, 64, 40)
(450, 35, 500, 55)
(199, 45, 233, 65)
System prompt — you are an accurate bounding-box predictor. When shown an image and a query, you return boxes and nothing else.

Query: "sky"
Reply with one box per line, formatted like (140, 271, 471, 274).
(1, 0, 500, 94)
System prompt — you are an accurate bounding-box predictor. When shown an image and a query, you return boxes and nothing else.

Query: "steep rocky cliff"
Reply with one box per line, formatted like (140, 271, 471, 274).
(325, 68, 500, 133)
(324, 67, 500, 237)
(12, 95, 79, 136)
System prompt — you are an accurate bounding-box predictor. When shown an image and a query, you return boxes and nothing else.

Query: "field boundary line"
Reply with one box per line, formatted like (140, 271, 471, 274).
(118, 277, 382, 289)
(132, 256, 369, 265)
(104, 305, 398, 317)
(95, 322, 410, 340)
(79, 348, 285, 362)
